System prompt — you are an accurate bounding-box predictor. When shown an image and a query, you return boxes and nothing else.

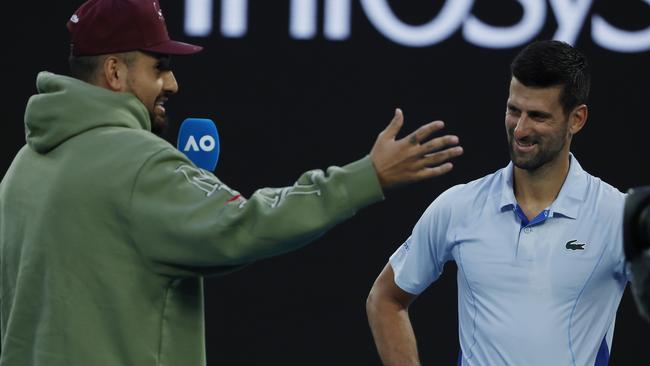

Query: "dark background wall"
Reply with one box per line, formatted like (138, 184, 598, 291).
(4, 1, 650, 365)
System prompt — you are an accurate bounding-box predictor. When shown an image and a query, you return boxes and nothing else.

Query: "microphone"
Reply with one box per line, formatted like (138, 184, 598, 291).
(177, 118, 220, 171)
(624, 186, 650, 262)
(624, 186, 650, 322)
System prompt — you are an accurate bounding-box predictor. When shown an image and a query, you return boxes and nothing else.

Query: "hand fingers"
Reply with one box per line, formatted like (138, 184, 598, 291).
(417, 146, 464, 169)
(381, 108, 404, 140)
(414, 162, 455, 180)
(418, 134, 460, 155)
(404, 120, 445, 145)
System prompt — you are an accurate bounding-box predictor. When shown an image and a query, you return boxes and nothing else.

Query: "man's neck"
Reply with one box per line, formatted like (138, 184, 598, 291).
(513, 153, 570, 220)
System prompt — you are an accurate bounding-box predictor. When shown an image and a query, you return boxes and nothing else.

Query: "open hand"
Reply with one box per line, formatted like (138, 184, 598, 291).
(370, 108, 463, 189)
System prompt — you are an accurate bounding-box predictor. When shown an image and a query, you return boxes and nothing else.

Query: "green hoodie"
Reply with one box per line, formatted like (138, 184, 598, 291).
(0, 72, 383, 366)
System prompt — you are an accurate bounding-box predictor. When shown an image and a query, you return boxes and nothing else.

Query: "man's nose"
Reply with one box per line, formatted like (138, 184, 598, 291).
(163, 71, 179, 94)
(514, 114, 531, 139)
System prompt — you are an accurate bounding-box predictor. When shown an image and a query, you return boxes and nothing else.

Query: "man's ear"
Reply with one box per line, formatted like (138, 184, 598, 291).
(569, 104, 588, 135)
(101, 55, 129, 91)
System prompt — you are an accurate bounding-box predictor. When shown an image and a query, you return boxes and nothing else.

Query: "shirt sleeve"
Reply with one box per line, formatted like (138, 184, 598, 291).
(127, 147, 384, 277)
(389, 186, 461, 295)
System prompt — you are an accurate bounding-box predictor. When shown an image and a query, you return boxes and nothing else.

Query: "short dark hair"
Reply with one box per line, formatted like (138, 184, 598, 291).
(510, 40, 590, 114)
(68, 52, 137, 83)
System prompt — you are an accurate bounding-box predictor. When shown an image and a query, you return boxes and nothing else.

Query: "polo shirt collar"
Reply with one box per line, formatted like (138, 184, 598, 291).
(498, 153, 588, 219)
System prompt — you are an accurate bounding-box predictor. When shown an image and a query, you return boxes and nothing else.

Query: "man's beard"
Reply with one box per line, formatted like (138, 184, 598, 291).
(506, 125, 569, 171)
(151, 112, 168, 136)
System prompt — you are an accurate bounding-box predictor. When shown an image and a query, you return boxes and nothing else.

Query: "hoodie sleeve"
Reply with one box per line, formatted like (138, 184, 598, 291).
(127, 147, 384, 277)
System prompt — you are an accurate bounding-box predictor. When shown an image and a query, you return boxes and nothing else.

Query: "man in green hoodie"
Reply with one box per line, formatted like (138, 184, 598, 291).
(0, 0, 463, 365)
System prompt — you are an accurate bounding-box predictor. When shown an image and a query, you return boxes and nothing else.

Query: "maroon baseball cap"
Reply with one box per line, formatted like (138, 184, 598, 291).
(67, 0, 203, 56)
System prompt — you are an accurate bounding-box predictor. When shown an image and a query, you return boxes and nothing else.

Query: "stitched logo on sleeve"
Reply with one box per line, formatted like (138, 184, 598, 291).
(256, 171, 322, 208)
(175, 164, 239, 198)
(565, 239, 586, 251)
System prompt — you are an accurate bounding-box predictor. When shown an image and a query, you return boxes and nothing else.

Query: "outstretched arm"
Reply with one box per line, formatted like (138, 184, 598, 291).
(367, 263, 421, 366)
(128, 109, 462, 276)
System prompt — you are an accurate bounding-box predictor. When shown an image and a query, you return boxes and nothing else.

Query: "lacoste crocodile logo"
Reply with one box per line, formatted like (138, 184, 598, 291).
(565, 239, 586, 251)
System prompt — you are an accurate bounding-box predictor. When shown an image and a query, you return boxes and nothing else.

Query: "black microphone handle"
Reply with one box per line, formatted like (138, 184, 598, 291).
(640, 205, 650, 251)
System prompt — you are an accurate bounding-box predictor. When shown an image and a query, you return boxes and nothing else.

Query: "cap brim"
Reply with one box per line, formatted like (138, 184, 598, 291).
(141, 40, 203, 55)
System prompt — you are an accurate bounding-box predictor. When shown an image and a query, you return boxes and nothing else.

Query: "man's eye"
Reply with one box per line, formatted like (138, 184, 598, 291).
(529, 114, 549, 121)
(157, 59, 172, 71)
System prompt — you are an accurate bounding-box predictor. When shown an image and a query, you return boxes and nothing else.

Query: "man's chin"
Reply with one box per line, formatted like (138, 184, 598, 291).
(509, 150, 541, 171)
(513, 158, 539, 171)
(151, 114, 169, 136)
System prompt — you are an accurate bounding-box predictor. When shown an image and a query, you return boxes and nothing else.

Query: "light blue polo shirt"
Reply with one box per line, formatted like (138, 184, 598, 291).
(390, 154, 628, 366)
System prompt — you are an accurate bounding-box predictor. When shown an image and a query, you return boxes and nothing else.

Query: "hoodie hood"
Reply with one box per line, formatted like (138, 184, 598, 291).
(24, 72, 151, 153)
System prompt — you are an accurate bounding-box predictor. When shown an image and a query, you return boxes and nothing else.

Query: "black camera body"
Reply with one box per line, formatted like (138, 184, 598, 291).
(624, 186, 650, 321)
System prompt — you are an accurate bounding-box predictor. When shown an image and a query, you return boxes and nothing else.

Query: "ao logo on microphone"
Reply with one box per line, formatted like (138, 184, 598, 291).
(177, 118, 220, 172)
(183, 134, 217, 152)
